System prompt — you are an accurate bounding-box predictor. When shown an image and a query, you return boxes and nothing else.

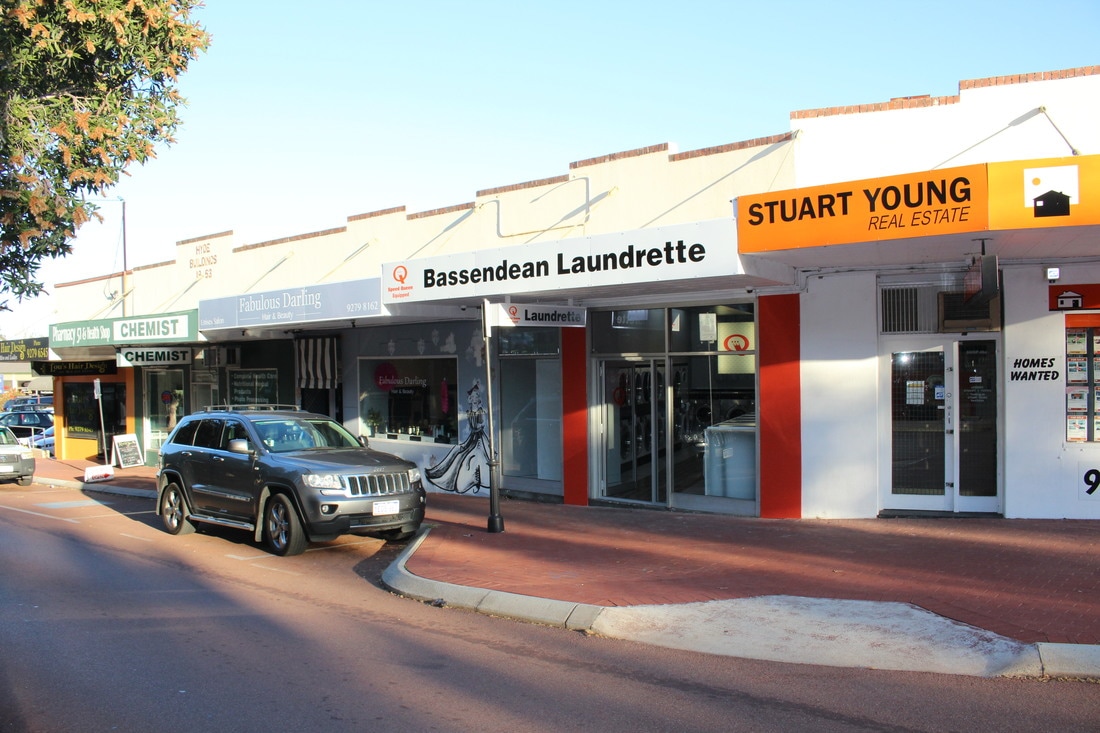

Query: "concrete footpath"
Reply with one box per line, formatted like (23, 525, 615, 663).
(28, 457, 1100, 679)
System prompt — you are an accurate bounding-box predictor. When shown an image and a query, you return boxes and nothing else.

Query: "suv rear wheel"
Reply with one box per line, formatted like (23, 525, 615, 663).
(263, 493, 307, 556)
(160, 482, 195, 535)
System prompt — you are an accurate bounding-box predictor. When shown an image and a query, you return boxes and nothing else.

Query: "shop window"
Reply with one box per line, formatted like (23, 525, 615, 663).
(1066, 326, 1100, 442)
(228, 368, 278, 405)
(64, 382, 127, 457)
(498, 327, 562, 484)
(665, 304, 756, 355)
(591, 309, 665, 353)
(498, 328, 560, 356)
(358, 357, 458, 443)
(500, 355, 562, 482)
(145, 369, 184, 454)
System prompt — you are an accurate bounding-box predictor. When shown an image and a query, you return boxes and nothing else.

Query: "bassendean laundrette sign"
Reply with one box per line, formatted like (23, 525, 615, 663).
(382, 219, 739, 304)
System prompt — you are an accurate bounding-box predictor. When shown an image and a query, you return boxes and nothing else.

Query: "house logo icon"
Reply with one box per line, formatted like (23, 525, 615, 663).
(1024, 165, 1078, 218)
(1034, 190, 1071, 218)
(1057, 290, 1084, 310)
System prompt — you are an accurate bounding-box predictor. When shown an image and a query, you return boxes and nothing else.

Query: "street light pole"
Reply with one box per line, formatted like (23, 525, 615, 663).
(120, 198, 128, 317)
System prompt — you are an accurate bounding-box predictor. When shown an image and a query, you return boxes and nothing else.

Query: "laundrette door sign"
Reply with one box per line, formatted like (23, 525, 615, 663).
(488, 303, 587, 329)
(116, 348, 192, 367)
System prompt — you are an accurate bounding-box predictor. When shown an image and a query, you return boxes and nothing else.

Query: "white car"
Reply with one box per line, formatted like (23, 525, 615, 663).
(0, 426, 35, 485)
(19, 425, 54, 457)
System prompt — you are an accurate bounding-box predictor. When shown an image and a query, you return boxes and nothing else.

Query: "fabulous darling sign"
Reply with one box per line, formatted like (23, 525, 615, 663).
(381, 219, 740, 304)
(199, 279, 384, 329)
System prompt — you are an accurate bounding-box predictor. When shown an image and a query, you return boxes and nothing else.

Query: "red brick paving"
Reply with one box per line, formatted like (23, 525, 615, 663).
(408, 494, 1100, 645)
(34, 459, 1100, 645)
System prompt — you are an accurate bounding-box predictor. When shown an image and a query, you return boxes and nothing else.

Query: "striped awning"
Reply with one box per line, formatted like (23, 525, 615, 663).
(296, 337, 339, 389)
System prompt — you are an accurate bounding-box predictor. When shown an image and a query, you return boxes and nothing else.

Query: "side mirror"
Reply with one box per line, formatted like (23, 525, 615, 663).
(358, 435, 369, 448)
(228, 438, 254, 455)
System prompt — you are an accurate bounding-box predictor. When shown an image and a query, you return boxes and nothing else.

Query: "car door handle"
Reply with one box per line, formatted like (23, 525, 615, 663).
(212, 456, 225, 462)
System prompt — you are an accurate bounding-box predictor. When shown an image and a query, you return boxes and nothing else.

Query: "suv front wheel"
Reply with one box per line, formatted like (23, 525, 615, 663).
(263, 493, 307, 556)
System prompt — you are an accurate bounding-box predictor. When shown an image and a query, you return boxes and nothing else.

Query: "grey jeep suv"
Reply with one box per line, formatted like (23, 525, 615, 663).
(156, 406, 425, 556)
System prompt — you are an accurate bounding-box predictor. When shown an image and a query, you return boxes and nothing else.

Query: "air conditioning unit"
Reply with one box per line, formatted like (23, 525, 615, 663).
(938, 291, 1001, 333)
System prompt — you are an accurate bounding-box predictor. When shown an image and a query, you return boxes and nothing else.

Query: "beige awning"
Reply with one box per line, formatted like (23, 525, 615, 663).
(24, 376, 53, 391)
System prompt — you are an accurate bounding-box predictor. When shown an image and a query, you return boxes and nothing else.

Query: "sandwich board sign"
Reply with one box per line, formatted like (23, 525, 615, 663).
(111, 434, 145, 468)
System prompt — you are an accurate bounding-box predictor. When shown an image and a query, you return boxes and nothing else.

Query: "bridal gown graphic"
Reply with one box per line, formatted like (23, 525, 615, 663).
(425, 379, 490, 494)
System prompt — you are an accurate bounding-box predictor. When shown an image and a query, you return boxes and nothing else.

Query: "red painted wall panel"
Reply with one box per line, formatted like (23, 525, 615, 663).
(561, 327, 589, 505)
(757, 293, 802, 518)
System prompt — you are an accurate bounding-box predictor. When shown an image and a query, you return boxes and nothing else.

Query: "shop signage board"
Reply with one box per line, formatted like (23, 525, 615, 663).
(381, 219, 740, 305)
(987, 155, 1100, 229)
(736, 163, 990, 252)
(111, 434, 144, 468)
(50, 310, 198, 347)
(116, 348, 192, 367)
(737, 154, 1100, 253)
(199, 279, 385, 330)
(0, 338, 49, 362)
(489, 303, 587, 328)
(32, 360, 117, 376)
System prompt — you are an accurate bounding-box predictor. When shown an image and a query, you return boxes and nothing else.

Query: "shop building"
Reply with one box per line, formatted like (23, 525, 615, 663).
(37, 66, 1100, 519)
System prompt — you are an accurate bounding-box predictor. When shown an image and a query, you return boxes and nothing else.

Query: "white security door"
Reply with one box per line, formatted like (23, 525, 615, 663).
(884, 338, 1000, 514)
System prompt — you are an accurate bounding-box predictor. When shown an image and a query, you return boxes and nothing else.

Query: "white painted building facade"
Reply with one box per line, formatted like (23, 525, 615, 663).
(36, 66, 1100, 520)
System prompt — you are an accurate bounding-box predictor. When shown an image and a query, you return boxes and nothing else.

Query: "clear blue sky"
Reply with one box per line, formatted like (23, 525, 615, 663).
(4, 0, 1098, 336)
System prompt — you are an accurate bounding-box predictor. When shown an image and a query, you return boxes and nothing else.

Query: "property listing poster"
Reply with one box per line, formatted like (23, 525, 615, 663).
(1066, 328, 1097, 442)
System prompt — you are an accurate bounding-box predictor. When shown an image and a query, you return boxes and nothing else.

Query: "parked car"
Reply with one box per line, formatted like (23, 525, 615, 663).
(0, 410, 53, 440)
(19, 425, 55, 457)
(0, 426, 35, 486)
(11, 403, 53, 414)
(4, 395, 52, 411)
(155, 406, 426, 556)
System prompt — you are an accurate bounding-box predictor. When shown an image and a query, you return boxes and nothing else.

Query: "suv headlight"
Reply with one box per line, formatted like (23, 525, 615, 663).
(407, 467, 421, 485)
(304, 474, 344, 493)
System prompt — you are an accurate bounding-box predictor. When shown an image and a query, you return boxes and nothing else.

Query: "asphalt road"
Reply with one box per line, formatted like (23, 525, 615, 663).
(1, 483, 1097, 732)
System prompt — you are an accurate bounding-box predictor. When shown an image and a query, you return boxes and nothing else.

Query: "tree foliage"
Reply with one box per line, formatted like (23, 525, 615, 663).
(0, 0, 209, 309)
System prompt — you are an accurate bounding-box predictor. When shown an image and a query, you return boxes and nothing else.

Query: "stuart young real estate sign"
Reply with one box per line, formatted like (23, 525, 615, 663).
(382, 219, 739, 304)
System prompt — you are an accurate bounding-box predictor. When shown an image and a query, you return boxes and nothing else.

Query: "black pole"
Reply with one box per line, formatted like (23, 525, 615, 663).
(483, 300, 504, 532)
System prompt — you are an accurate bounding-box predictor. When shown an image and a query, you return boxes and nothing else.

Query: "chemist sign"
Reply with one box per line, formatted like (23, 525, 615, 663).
(116, 348, 192, 367)
(51, 310, 198, 347)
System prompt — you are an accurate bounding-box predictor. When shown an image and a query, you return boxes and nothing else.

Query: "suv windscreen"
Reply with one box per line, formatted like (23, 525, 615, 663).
(252, 417, 360, 453)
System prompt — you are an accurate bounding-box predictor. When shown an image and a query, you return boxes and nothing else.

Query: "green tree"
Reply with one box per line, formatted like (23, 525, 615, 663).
(0, 0, 209, 310)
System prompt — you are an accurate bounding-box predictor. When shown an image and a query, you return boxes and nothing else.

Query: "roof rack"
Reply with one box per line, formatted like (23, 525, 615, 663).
(202, 404, 302, 412)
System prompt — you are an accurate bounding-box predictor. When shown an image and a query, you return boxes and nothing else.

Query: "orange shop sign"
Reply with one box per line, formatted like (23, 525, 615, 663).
(737, 164, 990, 253)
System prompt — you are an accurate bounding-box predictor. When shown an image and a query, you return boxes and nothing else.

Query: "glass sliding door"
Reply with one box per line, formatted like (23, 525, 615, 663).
(601, 361, 665, 503)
